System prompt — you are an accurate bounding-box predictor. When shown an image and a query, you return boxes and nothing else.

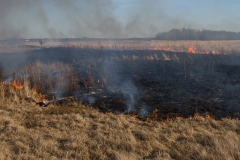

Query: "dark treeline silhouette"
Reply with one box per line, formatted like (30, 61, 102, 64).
(155, 28, 240, 40)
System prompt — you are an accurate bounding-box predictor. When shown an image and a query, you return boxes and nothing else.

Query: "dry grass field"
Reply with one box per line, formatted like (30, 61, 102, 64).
(24, 39, 240, 54)
(0, 39, 240, 159)
(0, 101, 240, 160)
(0, 83, 240, 159)
(1, 39, 240, 54)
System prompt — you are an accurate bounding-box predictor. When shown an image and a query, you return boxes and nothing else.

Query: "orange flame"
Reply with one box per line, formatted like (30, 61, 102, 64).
(39, 95, 49, 103)
(12, 80, 24, 90)
(33, 88, 38, 94)
(211, 50, 220, 54)
(188, 46, 196, 54)
(189, 112, 212, 120)
(205, 114, 211, 119)
(63, 44, 229, 55)
(128, 112, 139, 119)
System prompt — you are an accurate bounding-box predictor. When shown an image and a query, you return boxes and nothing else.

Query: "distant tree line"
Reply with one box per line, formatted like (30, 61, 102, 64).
(155, 28, 240, 40)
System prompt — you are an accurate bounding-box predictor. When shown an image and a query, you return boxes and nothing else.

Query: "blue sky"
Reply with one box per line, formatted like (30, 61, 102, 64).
(113, 0, 240, 31)
(0, 0, 240, 39)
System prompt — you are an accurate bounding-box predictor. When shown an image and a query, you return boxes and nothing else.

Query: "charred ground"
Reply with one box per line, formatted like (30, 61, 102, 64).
(1, 47, 240, 119)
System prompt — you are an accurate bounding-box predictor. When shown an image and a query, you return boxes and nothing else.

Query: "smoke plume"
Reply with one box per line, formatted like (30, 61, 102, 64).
(103, 59, 139, 113)
(1, 0, 239, 39)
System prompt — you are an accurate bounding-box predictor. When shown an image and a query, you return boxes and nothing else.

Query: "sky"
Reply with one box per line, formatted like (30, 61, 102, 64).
(0, 0, 240, 39)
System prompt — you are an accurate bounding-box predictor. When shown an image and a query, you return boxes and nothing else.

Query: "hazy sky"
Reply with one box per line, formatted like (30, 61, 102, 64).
(0, 0, 239, 39)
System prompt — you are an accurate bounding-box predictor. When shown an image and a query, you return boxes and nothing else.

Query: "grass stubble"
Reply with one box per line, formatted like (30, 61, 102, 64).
(0, 84, 240, 160)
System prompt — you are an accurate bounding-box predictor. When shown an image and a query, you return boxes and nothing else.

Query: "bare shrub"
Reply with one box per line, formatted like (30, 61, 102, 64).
(24, 61, 79, 97)
(0, 61, 79, 104)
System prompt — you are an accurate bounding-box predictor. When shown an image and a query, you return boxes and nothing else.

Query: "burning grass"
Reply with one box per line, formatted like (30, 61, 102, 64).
(0, 45, 240, 159)
(0, 100, 240, 159)
(1, 39, 240, 54)
(0, 61, 79, 104)
(0, 76, 239, 159)
(1, 47, 240, 119)
(23, 39, 240, 54)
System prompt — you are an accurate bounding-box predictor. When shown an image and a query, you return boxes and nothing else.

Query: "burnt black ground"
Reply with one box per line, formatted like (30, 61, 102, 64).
(1, 47, 240, 119)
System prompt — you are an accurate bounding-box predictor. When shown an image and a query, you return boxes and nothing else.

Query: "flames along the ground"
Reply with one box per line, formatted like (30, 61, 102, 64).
(0, 46, 236, 122)
(125, 110, 212, 123)
(12, 80, 25, 90)
(94, 43, 224, 54)
(151, 46, 221, 54)
(126, 46, 220, 54)
(1, 79, 41, 99)
(0, 79, 215, 123)
(59, 43, 224, 54)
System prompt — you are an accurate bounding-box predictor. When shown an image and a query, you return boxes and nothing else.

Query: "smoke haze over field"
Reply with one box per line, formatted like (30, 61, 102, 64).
(0, 0, 240, 39)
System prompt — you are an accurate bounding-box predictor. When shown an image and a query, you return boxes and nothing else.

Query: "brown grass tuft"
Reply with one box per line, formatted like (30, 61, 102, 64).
(0, 101, 239, 159)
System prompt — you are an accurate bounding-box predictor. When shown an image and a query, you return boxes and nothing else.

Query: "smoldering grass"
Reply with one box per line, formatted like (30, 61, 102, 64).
(0, 46, 240, 159)
(138, 103, 151, 119)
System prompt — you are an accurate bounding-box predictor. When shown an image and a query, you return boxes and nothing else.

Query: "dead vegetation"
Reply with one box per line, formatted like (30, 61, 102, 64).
(0, 79, 239, 159)
(0, 67, 239, 159)
(1, 39, 240, 54)
(0, 98, 240, 159)
(0, 41, 240, 159)
(1, 47, 240, 118)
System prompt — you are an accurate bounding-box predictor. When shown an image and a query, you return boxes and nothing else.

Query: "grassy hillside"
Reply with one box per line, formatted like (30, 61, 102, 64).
(0, 98, 239, 159)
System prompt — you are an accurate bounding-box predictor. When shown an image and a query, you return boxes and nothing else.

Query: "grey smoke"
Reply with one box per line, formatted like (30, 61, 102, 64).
(120, 81, 138, 113)
(138, 103, 150, 119)
(1, 0, 238, 39)
(87, 96, 96, 105)
(0, 0, 123, 39)
(108, 80, 138, 113)
(0, 52, 27, 77)
(75, 92, 96, 106)
(103, 59, 139, 113)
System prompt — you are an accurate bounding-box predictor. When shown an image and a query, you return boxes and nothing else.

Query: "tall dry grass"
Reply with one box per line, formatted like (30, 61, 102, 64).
(0, 100, 239, 159)
(0, 78, 240, 159)
(1, 72, 240, 159)
(2, 39, 240, 54)
(0, 61, 80, 105)
(0, 43, 240, 159)
(21, 40, 240, 54)
(0, 81, 240, 160)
